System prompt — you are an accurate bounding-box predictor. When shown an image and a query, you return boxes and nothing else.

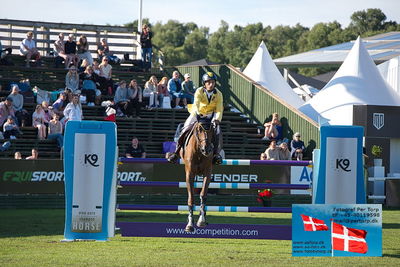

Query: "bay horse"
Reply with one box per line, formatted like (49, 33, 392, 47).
(181, 118, 216, 232)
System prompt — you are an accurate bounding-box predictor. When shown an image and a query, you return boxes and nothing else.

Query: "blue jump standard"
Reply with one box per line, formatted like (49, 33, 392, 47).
(117, 204, 292, 213)
(119, 181, 310, 190)
(119, 158, 312, 166)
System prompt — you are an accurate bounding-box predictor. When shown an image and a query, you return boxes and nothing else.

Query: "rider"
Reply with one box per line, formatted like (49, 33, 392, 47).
(167, 71, 224, 164)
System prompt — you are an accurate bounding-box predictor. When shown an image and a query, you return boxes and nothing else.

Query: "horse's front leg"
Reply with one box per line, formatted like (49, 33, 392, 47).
(197, 172, 211, 227)
(185, 169, 195, 232)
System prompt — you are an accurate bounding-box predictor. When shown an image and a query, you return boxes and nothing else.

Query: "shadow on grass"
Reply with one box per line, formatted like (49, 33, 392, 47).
(383, 252, 400, 259)
(382, 223, 400, 229)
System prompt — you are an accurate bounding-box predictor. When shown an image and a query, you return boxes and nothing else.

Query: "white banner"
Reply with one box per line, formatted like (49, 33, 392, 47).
(290, 166, 312, 195)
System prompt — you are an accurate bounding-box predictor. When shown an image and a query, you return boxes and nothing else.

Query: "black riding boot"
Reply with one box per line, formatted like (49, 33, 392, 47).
(212, 132, 223, 165)
(167, 129, 188, 163)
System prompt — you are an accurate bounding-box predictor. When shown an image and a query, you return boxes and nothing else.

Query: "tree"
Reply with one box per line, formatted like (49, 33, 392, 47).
(349, 8, 387, 34)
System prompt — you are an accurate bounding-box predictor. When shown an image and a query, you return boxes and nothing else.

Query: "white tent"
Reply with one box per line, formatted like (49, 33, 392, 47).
(243, 41, 304, 108)
(299, 37, 400, 125)
(378, 55, 400, 96)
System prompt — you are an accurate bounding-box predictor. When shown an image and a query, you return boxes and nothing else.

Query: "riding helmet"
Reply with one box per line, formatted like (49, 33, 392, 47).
(202, 72, 217, 85)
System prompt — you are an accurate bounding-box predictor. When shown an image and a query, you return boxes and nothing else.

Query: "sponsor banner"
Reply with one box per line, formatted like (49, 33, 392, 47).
(292, 204, 382, 257)
(290, 166, 312, 195)
(117, 222, 291, 240)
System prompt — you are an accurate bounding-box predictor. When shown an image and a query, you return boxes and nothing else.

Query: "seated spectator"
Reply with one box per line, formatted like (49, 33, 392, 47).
(47, 114, 63, 148)
(64, 34, 79, 67)
(97, 38, 120, 64)
(157, 76, 170, 108)
(262, 112, 282, 141)
(181, 73, 196, 104)
(63, 94, 83, 122)
(32, 104, 48, 140)
(3, 116, 22, 139)
(93, 60, 101, 75)
(0, 97, 16, 127)
(279, 142, 291, 160)
(8, 85, 29, 126)
(291, 132, 305, 161)
(79, 66, 100, 106)
(143, 75, 159, 108)
(41, 101, 54, 124)
(78, 58, 90, 73)
(53, 33, 67, 68)
(51, 92, 68, 118)
(26, 148, 39, 160)
(19, 31, 41, 67)
(114, 80, 132, 117)
(0, 40, 13, 66)
(168, 71, 184, 109)
(99, 57, 114, 95)
(14, 151, 22, 159)
(125, 137, 146, 158)
(65, 66, 80, 93)
(127, 80, 143, 118)
(77, 35, 93, 65)
(264, 140, 280, 160)
(260, 152, 267, 160)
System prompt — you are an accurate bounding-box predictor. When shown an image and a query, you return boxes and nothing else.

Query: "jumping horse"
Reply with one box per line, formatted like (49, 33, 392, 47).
(180, 117, 216, 232)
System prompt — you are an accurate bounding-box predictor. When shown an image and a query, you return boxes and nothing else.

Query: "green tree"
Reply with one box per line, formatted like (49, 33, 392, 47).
(349, 8, 387, 34)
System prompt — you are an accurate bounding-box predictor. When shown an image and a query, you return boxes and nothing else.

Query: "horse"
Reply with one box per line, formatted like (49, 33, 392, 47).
(180, 118, 216, 232)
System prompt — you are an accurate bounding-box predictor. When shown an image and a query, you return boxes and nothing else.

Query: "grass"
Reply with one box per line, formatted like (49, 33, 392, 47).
(0, 209, 399, 266)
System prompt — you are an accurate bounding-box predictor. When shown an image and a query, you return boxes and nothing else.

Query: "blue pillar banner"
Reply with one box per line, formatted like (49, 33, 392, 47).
(313, 126, 366, 204)
(63, 121, 117, 241)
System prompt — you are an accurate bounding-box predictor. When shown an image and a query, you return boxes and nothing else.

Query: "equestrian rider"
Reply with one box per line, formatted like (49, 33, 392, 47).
(167, 72, 224, 164)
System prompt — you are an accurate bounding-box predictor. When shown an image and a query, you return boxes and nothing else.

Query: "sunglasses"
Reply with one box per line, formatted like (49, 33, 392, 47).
(295, 135, 300, 137)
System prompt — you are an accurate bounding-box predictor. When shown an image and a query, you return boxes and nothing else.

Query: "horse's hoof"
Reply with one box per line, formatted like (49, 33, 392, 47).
(185, 225, 194, 232)
(196, 216, 208, 228)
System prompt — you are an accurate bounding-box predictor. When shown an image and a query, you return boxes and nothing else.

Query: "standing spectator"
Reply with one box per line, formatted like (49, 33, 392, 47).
(264, 140, 280, 160)
(127, 79, 143, 119)
(0, 97, 16, 127)
(51, 92, 67, 119)
(63, 94, 83, 122)
(19, 31, 41, 67)
(157, 76, 170, 108)
(26, 148, 39, 160)
(140, 24, 153, 71)
(3, 116, 21, 139)
(47, 114, 63, 148)
(65, 66, 80, 93)
(261, 112, 282, 141)
(168, 71, 184, 108)
(181, 73, 196, 104)
(8, 85, 29, 126)
(114, 80, 133, 117)
(125, 137, 146, 158)
(79, 66, 99, 106)
(14, 151, 22, 159)
(143, 75, 159, 108)
(291, 132, 305, 161)
(54, 33, 68, 68)
(64, 34, 79, 67)
(97, 38, 119, 63)
(99, 57, 114, 95)
(32, 104, 48, 140)
(77, 35, 93, 65)
(279, 142, 291, 160)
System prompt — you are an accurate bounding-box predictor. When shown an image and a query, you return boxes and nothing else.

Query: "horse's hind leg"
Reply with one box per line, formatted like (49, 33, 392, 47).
(185, 172, 195, 232)
(197, 174, 211, 227)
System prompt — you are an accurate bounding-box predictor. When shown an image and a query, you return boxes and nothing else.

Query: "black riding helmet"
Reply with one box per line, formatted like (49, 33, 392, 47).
(202, 72, 217, 85)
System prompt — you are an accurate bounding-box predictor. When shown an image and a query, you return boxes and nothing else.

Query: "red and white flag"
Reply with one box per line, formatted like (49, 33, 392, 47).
(300, 214, 329, 231)
(332, 222, 368, 254)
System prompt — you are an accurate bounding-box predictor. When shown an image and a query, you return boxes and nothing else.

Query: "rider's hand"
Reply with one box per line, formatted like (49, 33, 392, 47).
(212, 120, 220, 126)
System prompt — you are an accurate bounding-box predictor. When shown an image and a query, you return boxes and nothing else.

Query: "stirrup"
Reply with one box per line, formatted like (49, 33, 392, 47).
(167, 153, 179, 163)
(213, 154, 223, 165)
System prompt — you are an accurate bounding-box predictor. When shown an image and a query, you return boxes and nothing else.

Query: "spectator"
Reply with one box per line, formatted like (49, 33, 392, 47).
(264, 140, 280, 160)
(8, 85, 29, 126)
(157, 76, 170, 108)
(14, 151, 22, 159)
(181, 73, 196, 104)
(114, 80, 133, 117)
(0, 40, 13, 66)
(291, 132, 305, 161)
(78, 58, 90, 73)
(125, 137, 146, 158)
(279, 142, 291, 160)
(51, 92, 67, 119)
(53, 33, 67, 68)
(168, 71, 184, 108)
(127, 79, 143, 118)
(41, 101, 54, 124)
(19, 31, 41, 67)
(64, 34, 79, 67)
(3, 116, 22, 139)
(77, 35, 93, 65)
(0, 97, 16, 127)
(140, 24, 153, 71)
(32, 104, 48, 140)
(261, 112, 282, 141)
(99, 57, 114, 95)
(93, 60, 101, 75)
(65, 66, 80, 93)
(47, 114, 63, 148)
(143, 75, 159, 108)
(79, 66, 100, 106)
(26, 148, 38, 160)
(97, 38, 119, 64)
(260, 152, 267, 160)
(63, 94, 83, 122)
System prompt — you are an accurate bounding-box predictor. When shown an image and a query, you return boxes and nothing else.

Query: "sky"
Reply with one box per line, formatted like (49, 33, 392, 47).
(1, 0, 399, 32)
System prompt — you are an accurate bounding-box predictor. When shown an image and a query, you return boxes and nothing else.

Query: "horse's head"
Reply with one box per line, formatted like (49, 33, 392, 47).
(195, 121, 215, 157)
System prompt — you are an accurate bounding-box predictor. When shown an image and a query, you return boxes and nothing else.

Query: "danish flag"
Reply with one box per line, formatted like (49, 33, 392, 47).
(300, 214, 329, 231)
(332, 222, 368, 254)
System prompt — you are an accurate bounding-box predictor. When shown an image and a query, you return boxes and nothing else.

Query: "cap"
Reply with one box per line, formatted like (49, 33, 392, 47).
(184, 73, 191, 79)
(6, 97, 13, 102)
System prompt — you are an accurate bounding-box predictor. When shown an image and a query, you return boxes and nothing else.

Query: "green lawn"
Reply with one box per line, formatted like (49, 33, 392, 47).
(0, 209, 399, 266)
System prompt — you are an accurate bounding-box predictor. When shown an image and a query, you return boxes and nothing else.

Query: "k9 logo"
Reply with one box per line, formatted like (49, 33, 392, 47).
(336, 158, 350, 172)
(84, 154, 99, 167)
